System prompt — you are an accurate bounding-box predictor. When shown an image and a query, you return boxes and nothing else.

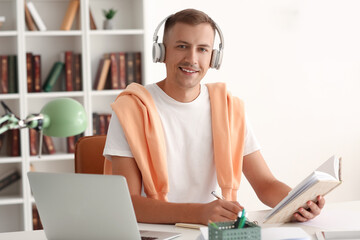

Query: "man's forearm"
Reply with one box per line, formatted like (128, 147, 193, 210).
(131, 195, 204, 224)
(258, 180, 291, 208)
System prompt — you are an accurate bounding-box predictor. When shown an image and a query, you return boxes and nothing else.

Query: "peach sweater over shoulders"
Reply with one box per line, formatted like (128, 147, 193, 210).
(104, 82, 246, 201)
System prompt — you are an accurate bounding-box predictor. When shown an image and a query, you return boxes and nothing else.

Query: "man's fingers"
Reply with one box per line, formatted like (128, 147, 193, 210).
(317, 195, 325, 209)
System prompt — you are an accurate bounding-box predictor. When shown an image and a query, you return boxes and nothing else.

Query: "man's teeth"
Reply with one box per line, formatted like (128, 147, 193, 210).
(181, 67, 196, 73)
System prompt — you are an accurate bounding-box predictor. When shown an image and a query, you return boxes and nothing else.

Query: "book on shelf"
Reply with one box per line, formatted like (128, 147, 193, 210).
(134, 52, 142, 84)
(8, 129, 20, 156)
(93, 58, 111, 90)
(8, 55, 18, 93)
(42, 61, 64, 92)
(118, 52, 127, 89)
(0, 55, 8, 93)
(66, 133, 83, 153)
(92, 113, 111, 135)
(89, 7, 97, 30)
(74, 53, 82, 91)
(0, 169, 21, 192)
(60, 0, 80, 31)
(26, 52, 33, 92)
(42, 135, 55, 155)
(264, 155, 342, 224)
(29, 128, 38, 156)
(65, 51, 74, 91)
(24, 2, 37, 31)
(105, 53, 120, 89)
(32, 55, 41, 92)
(32, 204, 43, 230)
(126, 52, 135, 86)
(26, 1, 46, 31)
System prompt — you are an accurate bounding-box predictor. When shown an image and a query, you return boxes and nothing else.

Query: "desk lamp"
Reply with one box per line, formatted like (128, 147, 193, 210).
(0, 98, 87, 154)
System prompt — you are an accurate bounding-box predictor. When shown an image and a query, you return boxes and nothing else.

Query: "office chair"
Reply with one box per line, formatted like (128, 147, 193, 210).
(74, 135, 107, 174)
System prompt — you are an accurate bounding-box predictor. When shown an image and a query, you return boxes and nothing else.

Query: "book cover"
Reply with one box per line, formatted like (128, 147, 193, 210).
(89, 7, 97, 30)
(42, 135, 55, 154)
(8, 129, 20, 156)
(65, 51, 74, 91)
(27, 2, 46, 31)
(0, 169, 21, 191)
(109, 53, 120, 89)
(134, 52, 142, 85)
(98, 114, 107, 135)
(29, 128, 38, 156)
(24, 2, 37, 31)
(8, 55, 18, 93)
(26, 52, 33, 93)
(0, 55, 8, 93)
(32, 55, 41, 92)
(118, 52, 126, 89)
(74, 53, 82, 91)
(94, 58, 110, 90)
(264, 156, 342, 224)
(32, 204, 43, 230)
(60, 0, 80, 31)
(92, 113, 100, 135)
(42, 62, 64, 92)
(66, 136, 76, 153)
(126, 52, 135, 86)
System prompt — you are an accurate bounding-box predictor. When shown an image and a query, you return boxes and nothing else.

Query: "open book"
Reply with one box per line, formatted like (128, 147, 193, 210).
(264, 155, 342, 224)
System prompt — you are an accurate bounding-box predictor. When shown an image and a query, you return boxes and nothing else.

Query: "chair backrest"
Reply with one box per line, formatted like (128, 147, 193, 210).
(74, 135, 107, 174)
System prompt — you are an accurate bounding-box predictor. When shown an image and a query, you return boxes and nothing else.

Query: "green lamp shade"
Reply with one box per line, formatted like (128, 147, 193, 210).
(40, 98, 87, 137)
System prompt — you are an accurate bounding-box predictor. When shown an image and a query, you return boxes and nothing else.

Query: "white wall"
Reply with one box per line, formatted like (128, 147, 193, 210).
(144, 0, 360, 210)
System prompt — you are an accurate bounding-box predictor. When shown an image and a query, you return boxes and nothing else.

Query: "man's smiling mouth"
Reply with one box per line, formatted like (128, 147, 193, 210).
(179, 67, 198, 73)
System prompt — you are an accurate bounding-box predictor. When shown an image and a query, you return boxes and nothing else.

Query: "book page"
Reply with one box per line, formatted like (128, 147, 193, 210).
(315, 155, 340, 180)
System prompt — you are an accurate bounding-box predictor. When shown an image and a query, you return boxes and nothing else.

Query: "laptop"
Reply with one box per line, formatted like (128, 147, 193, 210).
(28, 172, 181, 240)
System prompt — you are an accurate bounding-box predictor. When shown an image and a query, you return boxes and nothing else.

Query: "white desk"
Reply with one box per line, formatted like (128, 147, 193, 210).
(0, 201, 359, 240)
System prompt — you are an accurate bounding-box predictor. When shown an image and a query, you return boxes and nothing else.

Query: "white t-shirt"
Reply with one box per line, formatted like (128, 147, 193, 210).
(103, 83, 260, 203)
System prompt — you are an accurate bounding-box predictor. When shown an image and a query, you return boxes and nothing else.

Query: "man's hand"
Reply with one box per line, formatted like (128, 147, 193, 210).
(199, 199, 242, 225)
(292, 195, 325, 222)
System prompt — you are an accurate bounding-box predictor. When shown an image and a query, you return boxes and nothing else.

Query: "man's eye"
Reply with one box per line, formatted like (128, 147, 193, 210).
(200, 48, 208, 52)
(177, 45, 186, 49)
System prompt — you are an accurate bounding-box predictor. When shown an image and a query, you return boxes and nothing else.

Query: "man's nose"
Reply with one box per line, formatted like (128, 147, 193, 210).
(184, 48, 198, 65)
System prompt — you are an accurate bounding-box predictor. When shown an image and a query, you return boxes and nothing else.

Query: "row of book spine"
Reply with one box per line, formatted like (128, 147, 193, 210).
(0, 129, 20, 157)
(29, 129, 83, 156)
(25, 0, 96, 31)
(27, 51, 82, 93)
(93, 52, 142, 90)
(93, 113, 111, 136)
(0, 55, 18, 94)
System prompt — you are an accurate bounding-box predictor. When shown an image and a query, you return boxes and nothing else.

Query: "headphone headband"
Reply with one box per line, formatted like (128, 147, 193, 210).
(152, 14, 224, 69)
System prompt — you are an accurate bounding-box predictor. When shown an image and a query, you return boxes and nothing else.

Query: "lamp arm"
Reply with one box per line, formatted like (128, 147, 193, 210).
(0, 114, 20, 135)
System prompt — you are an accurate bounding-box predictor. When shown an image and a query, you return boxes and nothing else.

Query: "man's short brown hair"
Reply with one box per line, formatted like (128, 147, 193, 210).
(163, 9, 216, 43)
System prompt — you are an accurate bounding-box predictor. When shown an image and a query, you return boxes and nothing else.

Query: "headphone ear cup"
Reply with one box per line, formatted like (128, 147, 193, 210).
(152, 43, 166, 63)
(210, 49, 219, 69)
(159, 43, 165, 62)
(152, 43, 161, 63)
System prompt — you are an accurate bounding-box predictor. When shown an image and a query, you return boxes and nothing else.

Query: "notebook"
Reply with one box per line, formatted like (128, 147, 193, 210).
(28, 172, 180, 240)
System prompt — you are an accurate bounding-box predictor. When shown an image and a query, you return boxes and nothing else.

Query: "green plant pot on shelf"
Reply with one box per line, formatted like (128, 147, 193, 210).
(103, 9, 117, 30)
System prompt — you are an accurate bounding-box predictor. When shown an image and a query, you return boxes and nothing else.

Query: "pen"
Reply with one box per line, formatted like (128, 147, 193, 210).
(211, 191, 225, 200)
(209, 220, 219, 229)
(238, 209, 246, 229)
(234, 208, 244, 228)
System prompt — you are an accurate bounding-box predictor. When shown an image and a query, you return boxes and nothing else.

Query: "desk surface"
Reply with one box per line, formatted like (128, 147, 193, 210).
(1, 200, 359, 240)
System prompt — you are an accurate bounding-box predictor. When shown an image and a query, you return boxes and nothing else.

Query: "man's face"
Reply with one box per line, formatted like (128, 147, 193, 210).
(164, 22, 215, 89)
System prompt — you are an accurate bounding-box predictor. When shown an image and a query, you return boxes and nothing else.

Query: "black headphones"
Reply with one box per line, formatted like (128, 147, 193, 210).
(152, 15, 225, 70)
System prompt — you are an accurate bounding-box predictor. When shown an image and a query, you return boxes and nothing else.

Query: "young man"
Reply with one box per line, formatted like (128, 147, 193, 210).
(103, 9, 325, 225)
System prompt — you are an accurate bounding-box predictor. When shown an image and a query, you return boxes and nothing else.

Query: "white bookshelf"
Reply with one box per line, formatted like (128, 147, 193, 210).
(0, 0, 146, 232)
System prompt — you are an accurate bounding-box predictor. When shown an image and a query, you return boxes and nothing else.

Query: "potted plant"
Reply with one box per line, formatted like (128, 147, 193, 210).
(103, 8, 117, 29)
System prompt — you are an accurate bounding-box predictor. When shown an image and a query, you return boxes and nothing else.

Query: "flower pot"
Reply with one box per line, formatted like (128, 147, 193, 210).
(103, 19, 113, 30)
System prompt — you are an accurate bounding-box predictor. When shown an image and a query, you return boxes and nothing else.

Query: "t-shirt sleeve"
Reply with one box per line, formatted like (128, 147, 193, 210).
(103, 112, 134, 161)
(243, 114, 261, 156)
